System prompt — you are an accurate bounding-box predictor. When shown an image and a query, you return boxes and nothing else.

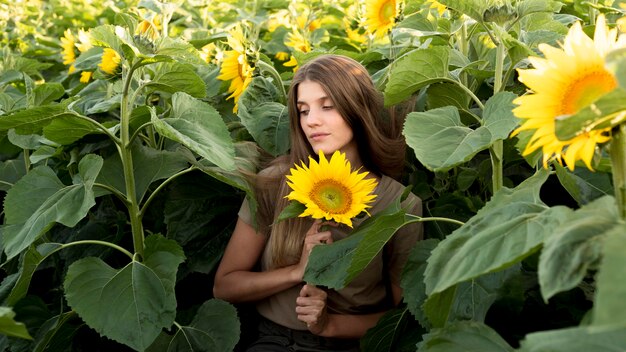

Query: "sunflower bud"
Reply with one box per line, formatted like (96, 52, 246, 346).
(483, 2, 517, 26)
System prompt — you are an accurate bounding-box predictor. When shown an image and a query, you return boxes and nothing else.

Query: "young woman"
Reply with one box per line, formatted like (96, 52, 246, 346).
(213, 54, 423, 351)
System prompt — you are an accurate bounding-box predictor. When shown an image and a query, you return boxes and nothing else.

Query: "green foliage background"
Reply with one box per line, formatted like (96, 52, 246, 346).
(0, 0, 625, 351)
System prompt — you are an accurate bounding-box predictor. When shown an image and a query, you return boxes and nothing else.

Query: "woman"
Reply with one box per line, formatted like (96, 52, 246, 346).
(213, 54, 423, 351)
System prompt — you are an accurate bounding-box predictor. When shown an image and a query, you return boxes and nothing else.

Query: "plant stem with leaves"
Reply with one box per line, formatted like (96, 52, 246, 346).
(610, 123, 626, 221)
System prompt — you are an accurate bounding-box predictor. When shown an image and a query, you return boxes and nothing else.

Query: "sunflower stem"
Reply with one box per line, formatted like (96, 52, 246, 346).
(610, 123, 626, 221)
(489, 32, 507, 194)
(257, 60, 287, 104)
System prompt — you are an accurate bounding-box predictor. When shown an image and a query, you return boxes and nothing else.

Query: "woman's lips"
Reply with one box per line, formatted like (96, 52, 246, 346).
(309, 132, 329, 141)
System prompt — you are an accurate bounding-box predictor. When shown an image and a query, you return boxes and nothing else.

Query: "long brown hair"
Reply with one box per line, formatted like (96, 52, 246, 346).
(254, 54, 407, 269)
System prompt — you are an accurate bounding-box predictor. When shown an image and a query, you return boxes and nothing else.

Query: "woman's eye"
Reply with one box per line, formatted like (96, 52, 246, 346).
(322, 106, 334, 110)
(299, 110, 309, 116)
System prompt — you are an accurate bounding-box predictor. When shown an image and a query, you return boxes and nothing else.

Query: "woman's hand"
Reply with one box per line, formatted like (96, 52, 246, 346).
(296, 284, 329, 335)
(292, 220, 334, 281)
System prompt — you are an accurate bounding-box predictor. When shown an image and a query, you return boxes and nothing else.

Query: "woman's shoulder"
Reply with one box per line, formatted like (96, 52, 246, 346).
(375, 175, 421, 211)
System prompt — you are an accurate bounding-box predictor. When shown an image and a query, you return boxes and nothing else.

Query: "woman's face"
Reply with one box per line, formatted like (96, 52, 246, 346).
(297, 80, 359, 164)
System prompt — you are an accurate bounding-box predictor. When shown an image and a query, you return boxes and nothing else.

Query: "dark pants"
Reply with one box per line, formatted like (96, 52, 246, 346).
(245, 317, 361, 352)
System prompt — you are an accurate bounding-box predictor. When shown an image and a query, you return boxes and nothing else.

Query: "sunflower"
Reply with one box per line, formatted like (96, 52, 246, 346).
(512, 15, 626, 170)
(285, 30, 311, 53)
(364, 0, 399, 38)
(426, 0, 446, 16)
(99, 48, 122, 75)
(217, 25, 255, 113)
(285, 151, 378, 227)
(60, 29, 77, 66)
(80, 71, 92, 83)
(283, 55, 299, 72)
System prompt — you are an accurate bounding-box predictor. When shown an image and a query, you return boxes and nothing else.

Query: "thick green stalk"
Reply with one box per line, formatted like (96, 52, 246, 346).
(490, 39, 506, 193)
(119, 63, 145, 258)
(610, 124, 626, 220)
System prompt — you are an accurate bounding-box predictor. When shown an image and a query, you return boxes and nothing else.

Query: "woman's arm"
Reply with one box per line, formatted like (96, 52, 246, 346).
(213, 218, 332, 303)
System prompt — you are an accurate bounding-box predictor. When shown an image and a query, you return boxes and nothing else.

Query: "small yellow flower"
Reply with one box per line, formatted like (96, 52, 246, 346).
(426, 0, 447, 16)
(285, 30, 311, 53)
(217, 25, 255, 113)
(283, 55, 299, 72)
(275, 51, 290, 61)
(512, 15, 626, 170)
(137, 14, 162, 40)
(364, 0, 399, 38)
(99, 48, 122, 75)
(68, 64, 76, 74)
(60, 29, 77, 66)
(76, 29, 93, 53)
(285, 150, 378, 228)
(80, 71, 92, 83)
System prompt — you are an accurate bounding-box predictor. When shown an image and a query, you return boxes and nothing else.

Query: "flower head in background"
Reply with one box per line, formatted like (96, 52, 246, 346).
(217, 24, 255, 113)
(364, 0, 400, 38)
(512, 15, 626, 170)
(99, 48, 122, 75)
(285, 151, 378, 227)
(80, 71, 92, 83)
(60, 29, 77, 72)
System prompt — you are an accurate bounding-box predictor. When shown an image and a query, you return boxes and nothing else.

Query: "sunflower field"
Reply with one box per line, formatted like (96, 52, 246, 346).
(1, 0, 626, 350)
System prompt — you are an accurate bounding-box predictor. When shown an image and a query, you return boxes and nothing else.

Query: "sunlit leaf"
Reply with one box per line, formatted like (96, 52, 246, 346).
(592, 223, 626, 326)
(0, 306, 32, 340)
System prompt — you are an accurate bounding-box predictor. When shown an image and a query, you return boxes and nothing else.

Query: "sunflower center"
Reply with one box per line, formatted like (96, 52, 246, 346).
(560, 70, 617, 115)
(310, 180, 352, 214)
(378, 1, 395, 24)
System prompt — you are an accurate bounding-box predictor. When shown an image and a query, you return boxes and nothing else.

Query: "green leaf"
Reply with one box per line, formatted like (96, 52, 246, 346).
(424, 170, 571, 295)
(96, 143, 189, 202)
(538, 196, 619, 301)
(516, 0, 561, 19)
(0, 306, 32, 340)
(152, 92, 236, 171)
(520, 325, 626, 352)
(400, 239, 438, 327)
(276, 201, 306, 223)
(155, 37, 206, 65)
(436, 0, 488, 23)
(360, 307, 414, 352)
(32, 83, 65, 106)
(1, 155, 102, 260)
(384, 47, 449, 106)
(43, 116, 105, 145)
(425, 83, 471, 110)
(148, 62, 206, 98)
(0, 103, 85, 135)
(7, 129, 56, 150)
(554, 163, 613, 206)
(64, 256, 175, 351)
(417, 321, 513, 352)
(554, 88, 626, 141)
(6, 244, 62, 306)
(592, 223, 626, 326)
(31, 311, 81, 352)
(404, 91, 518, 173)
(167, 299, 240, 352)
(237, 77, 290, 156)
(0, 159, 26, 191)
(304, 197, 416, 289)
(89, 25, 123, 53)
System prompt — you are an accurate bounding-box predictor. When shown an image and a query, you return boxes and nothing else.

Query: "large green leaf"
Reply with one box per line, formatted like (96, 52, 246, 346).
(151, 92, 236, 171)
(31, 311, 81, 352)
(43, 116, 105, 145)
(167, 299, 240, 352)
(401, 239, 438, 328)
(417, 321, 514, 352)
(538, 196, 619, 301)
(384, 46, 449, 106)
(64, 235, 184, 351)
(404, 92, 517, 172)
(1, 155, 102, 260)
(0, 103, 88, 135)
(0, 307, 32, 340)
(519, 325, 626, 352)
(32, 83, 65, 107)
(424, 170, 571, 295)
(148, 62, 206, 98)
(554, 163, 613, 206)
(95, 143, 189, 203)
(237, 76, 290, 156)
(0, 159, 27, 192)
(592, 223, 626, 326)
(360, 307, 415, 352)
(5, 244, 62, 306)
(303, 197, 418, 289)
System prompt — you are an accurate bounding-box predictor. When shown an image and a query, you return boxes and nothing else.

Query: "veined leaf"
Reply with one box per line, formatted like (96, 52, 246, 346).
(417, 321, 514, 352)
(384, 46, 449, 106)
(167, 299, 240, 352)
(592, 223, 626, 326)
(554, 163, 613, 206)
(401, 239, 439, 328)
(361, 307, 415, 352)
(151, 92, 236, 171)
(436, 0, 488, 23)
(1, 155, 102, 260)
(64, 235, 184, 351)
(32, 83, 65, 106)
(520, 324, 626, 351)
(6, 244, 62, 306)
(539, 196, 620, 302)
(148, 62, 206, 98)
(0, 306, 32, 340)
(424, 170, 571, 295)
(238, 76, 290, 157)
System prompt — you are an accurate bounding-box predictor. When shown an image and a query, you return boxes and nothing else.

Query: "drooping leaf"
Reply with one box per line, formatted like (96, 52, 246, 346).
(0, 306, 32, 340)
(167, 299, 240, 352)
(148, 62, 206, 98)
(417, 321, 514, 352)
(1, 155, 102, 260)
(384, 46, 449, 106)
(538, 196, 619, 301)
(64, 237, 183, 351)
(237, 76, 290, 156)
(151, 92, 236, 171)
(424, 170, 571, 295)
(43, 116, 105, 145)
(32, 311, 82, 352)
(554, 163, 614, 206)
(0, 103, 87, 135)
(592, 223, 626, 326)
(5, 244, 62, 306)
